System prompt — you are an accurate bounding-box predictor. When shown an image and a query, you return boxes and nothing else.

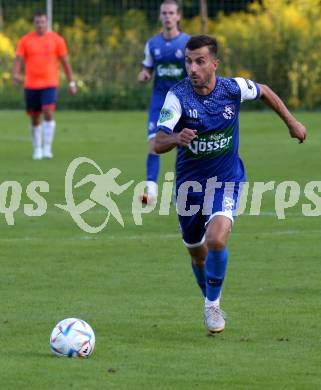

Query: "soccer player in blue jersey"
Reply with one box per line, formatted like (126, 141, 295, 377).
(154, 35, 306, 334)
(138, 0, 190, 204)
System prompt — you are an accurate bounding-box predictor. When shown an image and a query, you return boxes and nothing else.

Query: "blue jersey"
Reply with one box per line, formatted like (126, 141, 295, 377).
(142, 32, 190, 111)
(156, 76, 260, 191)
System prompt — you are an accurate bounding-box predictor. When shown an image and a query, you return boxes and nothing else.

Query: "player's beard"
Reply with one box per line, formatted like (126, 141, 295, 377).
(190, 72, 213, 89)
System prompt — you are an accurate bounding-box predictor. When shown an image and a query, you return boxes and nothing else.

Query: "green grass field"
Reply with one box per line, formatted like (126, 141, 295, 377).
(0, 110, 320, 389)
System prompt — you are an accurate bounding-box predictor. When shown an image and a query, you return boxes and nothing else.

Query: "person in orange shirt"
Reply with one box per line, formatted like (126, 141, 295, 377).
(13, 12, 77, 160)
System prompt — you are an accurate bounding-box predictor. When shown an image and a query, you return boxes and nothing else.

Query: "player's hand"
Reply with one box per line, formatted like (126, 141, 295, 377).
(138, 69, 151, 83)
(176, 128, 197, 147)
(13, 73, 22, 85)
(68, 81, 77, 95)
(288, 120, 307, 144)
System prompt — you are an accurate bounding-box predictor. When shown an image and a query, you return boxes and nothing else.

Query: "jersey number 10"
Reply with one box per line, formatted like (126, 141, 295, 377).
(188, 109, 198, 118)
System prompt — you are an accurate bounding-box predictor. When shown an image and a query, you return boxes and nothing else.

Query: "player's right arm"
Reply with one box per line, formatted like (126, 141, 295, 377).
(154, 90, 197, 153)
(155, 128, 197, 153)
(138, 67, 153, 83)
(13, 36, 26, 85)
(138, 41, 153, 83)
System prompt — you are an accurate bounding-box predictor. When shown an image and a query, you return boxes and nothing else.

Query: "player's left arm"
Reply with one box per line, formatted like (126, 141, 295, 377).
(59, 55, 77, 95)
(259, 84, 306, 143)
(56, 35, 77, 95)
(13, 55, 24, 85)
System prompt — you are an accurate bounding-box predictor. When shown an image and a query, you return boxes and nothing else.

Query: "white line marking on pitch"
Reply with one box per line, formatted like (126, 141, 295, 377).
(0, 229, 321, 242)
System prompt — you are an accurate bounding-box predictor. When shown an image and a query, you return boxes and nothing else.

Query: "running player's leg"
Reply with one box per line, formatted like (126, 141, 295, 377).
(178, 195, 207, 296)
(177, 190, 236, 334)
(25, 88, 43, 160)
(203, 184, 241, 334)
(203, 215, 231, 334)
(188, 244, 207, 297)
(142, 108, 161, 204)
(205, 215, 231, 305)
(42, 87, 57, 159)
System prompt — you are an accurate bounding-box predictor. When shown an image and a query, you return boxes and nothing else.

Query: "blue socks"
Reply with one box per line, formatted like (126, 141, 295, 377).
(147, 153, 160, 182)
(192, 263, 206, 297)
(205, 248, 228, 301)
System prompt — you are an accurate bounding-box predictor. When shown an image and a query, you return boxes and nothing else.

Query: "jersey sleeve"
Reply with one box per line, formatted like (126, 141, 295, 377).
(234, 77, 260, 102)
(56, 35, 68, 57)
(16, 37, 26, 57)
(142, 41, 153, 68)
(157, 91, 182, 134)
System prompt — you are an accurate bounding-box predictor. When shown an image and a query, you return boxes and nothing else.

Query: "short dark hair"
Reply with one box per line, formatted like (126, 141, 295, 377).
(33, 11, 47, 20)
(186, 35, 218, 57)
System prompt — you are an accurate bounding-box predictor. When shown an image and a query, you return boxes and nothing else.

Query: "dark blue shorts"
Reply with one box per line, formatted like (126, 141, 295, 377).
(24, 87, 57, 115)
(177, 183, 243, 248)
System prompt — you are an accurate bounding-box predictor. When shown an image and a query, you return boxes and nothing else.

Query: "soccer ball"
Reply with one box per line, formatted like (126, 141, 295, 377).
(50, 318, 95, 358)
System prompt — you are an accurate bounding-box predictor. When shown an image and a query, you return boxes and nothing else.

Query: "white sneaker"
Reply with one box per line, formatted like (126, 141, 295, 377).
(43, 146, 53, 159)
(204, 305, 225, 334)
(32, 147, 43, 160)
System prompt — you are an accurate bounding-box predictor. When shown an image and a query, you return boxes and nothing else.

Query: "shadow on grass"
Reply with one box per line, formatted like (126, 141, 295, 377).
(16, 351, 57, 359)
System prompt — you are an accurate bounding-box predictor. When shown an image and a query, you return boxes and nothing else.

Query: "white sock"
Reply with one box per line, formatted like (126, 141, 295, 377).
(147, 181, 158, 198)
(31, 125, 42, 149)
(205, 297, 220, 308)
(43, 120, 56, 150)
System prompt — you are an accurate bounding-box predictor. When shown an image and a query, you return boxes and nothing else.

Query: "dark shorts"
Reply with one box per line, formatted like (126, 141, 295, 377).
(177, 183, 243, 248)
(24, 87, 57, 115)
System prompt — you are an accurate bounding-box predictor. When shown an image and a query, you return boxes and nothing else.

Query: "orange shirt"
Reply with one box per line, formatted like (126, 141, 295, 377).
(16, 31, 68, 89)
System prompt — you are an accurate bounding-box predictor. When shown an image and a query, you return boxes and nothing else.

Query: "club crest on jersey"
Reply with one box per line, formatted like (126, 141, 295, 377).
(175, 49, 183, 58)
(159, 108, 174, 123)
(154, 48, 161, 57)
(222, 105, 235, 120)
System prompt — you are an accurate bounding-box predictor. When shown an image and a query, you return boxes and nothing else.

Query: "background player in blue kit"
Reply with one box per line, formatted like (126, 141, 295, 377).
(138, 0, 189, 204)
(154, 35, 306, 334)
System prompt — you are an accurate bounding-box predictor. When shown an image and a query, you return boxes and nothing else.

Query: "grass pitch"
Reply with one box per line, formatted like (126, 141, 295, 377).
(0, 110, 320, 389)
